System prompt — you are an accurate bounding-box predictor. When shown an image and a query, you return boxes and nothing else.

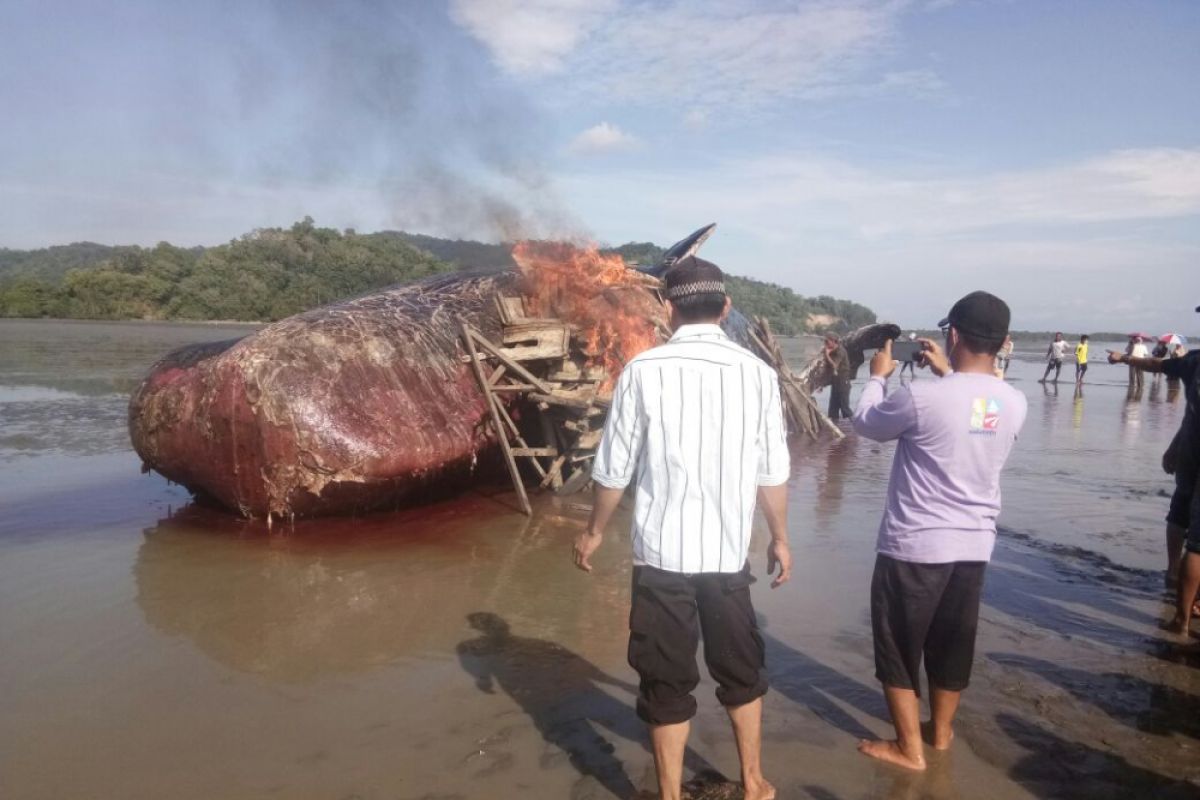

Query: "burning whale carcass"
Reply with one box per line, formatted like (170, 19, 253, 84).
(129, 225, 898, 519)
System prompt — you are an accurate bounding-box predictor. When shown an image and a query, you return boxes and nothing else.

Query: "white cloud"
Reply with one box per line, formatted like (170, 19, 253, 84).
(448, 0, 616, 76)
(566, 121, 640, 156)
(452, 0, 935, 109)
(601, 147, 1200, 238)
(683, 109, 710, 129)
(559, 146, 1200, 331)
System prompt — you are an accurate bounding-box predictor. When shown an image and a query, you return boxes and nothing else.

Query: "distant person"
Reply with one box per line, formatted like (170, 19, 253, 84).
(1040, 333, 1070, 383)
(824, 332, 853, 420)
(1075, 335, 1089, 385)
(995, 335, 1014, 378)
(900, 332, 918, 379)
(576, 255, 790, 800)
(1108, 312, 1199, 625)
(1152, 340, 1169, 389)
(852, 291, 1028, 771)
(1168, 342, 1188, 400)
(1126, 335, 1149, 391)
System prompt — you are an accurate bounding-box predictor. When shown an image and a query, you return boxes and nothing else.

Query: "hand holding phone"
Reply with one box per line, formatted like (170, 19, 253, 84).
(889, 339, 922, 362)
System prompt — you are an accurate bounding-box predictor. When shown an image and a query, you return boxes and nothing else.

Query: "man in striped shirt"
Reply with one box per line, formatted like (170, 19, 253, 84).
(573, 256, 791, 800)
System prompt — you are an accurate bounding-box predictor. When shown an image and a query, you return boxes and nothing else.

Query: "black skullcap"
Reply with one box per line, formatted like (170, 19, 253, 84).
(664, 256, 726, 300)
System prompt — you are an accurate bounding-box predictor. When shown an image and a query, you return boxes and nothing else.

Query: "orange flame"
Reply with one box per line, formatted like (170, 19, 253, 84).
(512, 241, 665, 390)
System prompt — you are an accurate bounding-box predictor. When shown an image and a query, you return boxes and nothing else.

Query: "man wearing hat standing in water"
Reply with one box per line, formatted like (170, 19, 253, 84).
(852, 291, 1027, 770)
(574, 255, 791, 800)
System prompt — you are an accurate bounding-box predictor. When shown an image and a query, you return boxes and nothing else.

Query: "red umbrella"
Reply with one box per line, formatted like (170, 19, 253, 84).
(1161, 333, 1186, 345)
(1128, 332, 1153, 340)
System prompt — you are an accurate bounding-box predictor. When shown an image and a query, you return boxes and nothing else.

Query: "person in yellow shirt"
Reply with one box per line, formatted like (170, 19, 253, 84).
(1075, 335, 1090, 385)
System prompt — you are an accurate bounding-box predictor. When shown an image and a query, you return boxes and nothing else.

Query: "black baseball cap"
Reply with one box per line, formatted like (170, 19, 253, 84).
(937, 290, 1010, 342)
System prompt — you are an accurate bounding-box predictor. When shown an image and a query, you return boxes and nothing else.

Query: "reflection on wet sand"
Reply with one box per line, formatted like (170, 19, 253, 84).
(134, 499, 628, 682)
(814, 435, 858, 527)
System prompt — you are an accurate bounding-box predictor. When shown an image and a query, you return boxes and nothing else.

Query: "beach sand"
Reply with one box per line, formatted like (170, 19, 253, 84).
(1, 319, 1197, 799)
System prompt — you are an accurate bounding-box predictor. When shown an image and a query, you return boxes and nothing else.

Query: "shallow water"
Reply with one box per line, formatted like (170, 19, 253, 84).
(2, 319, 1198, 799)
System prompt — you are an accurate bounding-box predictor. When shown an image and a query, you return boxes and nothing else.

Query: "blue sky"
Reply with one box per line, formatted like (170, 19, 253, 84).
(2, 0, 1197, 332)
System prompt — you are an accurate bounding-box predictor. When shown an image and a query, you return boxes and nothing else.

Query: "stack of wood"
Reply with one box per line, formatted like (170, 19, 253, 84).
(744, 315, 844, 442)
(463, 297, 844, 516)
(461, 292, 617, 516)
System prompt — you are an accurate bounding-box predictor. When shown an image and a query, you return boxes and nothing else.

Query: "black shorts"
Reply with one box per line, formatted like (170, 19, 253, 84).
(1168, 484, 1192, 529)
(1076, 363, 1088, 376)
(871, 555, 986, 695)
(628, 563, 767, 725)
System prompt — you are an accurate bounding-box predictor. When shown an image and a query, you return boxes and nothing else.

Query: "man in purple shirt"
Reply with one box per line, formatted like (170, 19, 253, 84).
(851, 291, 1028, 771)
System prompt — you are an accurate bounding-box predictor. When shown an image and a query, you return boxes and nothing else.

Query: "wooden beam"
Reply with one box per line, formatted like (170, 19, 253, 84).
(512, 447, 558, 457)
(490, 383, 540, 392)
(493, 401, 549, 479)
(528, 392, 597, 410)
(462, 323, 530, 516)
(557, 467, 593, 495)
(466, 327, 555, 394)
(538, 454, 567, 489)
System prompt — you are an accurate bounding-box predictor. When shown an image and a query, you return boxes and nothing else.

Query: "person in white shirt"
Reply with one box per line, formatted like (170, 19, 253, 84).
(1127, 335, 1149, 391)
(574, 255, 791, 800)
(1039, 332, 1070, 383)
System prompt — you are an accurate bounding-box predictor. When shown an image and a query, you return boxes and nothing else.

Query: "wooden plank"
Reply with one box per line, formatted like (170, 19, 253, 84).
(466, 328, 555, 394)
(528, 392, 596, 411)
(490, 383, 540, 392)
(538, 454, 567, 490)
(499, 294, 526, 323)
(494, 342, 569, 362)
(556, 467, 593, 495)
(573, 429, 602, 450)
(487, 363, 508, 387)
(512, 447, 558, 457)
(462, 323, 530, 516)
(494, 402, 548, 479)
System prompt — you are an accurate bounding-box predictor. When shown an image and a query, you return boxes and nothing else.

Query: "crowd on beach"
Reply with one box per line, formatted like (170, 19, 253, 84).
(998, 330, 1192, 396)
(567, 252, 1198, 800)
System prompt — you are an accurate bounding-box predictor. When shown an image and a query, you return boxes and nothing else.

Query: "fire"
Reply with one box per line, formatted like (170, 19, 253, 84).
(512, 240, 665, 390)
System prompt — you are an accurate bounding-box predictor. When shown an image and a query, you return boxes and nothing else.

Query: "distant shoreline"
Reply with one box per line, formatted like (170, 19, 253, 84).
(0, 316, 264, 327)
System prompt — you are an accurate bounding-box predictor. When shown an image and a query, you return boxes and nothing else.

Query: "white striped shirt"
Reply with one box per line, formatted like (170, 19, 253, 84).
(591, 323, 790, 574)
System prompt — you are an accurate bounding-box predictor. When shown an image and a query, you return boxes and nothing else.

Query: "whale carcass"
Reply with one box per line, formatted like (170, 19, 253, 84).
(127, 227, 724, 519)
(129, 225, 896, 519)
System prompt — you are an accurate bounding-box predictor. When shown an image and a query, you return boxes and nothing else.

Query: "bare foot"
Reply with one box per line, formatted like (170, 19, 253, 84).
(932, 728, 955, 751)
(743, 778, 776, 800)
(1163, 616, 1190, 636)
(857, 739, 926, 771)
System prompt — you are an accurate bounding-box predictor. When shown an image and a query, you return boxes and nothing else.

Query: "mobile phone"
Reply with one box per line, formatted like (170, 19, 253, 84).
(889, 339, 922, 362)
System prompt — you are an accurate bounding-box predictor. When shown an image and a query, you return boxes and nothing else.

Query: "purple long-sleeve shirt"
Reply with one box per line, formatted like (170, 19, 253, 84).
(852, 372, 1027, 564)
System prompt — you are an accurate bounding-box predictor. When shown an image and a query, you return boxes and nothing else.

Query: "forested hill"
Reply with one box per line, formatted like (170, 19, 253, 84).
(0, 219, 875, 333)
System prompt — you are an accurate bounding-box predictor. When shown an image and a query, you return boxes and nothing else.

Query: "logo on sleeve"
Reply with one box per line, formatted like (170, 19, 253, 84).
(969, 397, 1001, 434)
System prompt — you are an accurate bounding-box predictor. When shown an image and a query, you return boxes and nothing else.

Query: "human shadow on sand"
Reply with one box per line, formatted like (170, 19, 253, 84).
(762, 631, 889, 741)
(456, 612, 720, 799)
(991, 653, 1200, 741)
(984, 541, 1162, 651)
(997, 712, 1196, 799)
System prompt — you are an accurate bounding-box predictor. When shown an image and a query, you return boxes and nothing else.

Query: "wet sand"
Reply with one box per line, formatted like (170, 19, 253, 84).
(2, 318, 1198, 799)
